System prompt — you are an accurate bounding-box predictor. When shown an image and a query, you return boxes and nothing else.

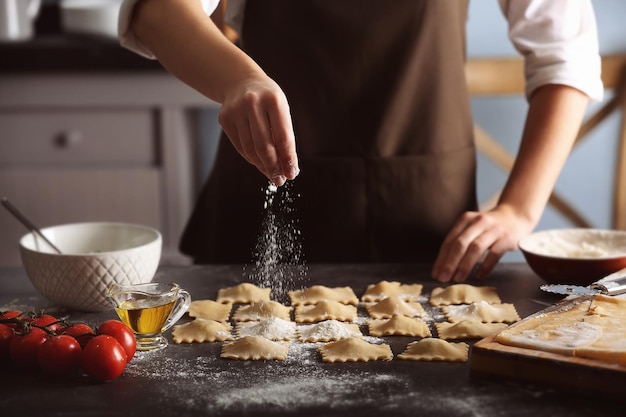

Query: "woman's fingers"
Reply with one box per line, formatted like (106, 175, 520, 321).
(219, 79, 299, 185)
(432, 212, 484, 282)
(432, 210, 523, 283)
(266, 96, 299, 180)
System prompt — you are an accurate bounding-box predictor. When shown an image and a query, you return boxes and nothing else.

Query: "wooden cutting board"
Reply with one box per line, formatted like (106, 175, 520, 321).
(469, 299, 626, 398)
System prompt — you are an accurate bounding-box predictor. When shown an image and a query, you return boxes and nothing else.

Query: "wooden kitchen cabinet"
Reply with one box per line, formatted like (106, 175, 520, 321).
(0, 73, 218, 266)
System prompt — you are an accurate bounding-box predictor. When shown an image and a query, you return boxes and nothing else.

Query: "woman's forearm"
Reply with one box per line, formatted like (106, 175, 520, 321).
(129, 0, 266, 103)
(432, 84, 590, 283)
(128, 0, 299, 184)
(497, 84, 589, 225)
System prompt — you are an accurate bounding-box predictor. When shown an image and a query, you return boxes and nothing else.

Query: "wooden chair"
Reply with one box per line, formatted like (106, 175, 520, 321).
(465, 55, 626, 230)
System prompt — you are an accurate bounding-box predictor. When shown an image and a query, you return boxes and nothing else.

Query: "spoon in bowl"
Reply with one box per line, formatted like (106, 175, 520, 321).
(1, 197, 63, 254)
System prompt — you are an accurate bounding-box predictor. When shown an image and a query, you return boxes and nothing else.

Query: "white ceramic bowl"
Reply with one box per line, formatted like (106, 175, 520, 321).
(20, 222, 162, 312)
(60, 0, 122, 38)
(518, 228, 626, 285)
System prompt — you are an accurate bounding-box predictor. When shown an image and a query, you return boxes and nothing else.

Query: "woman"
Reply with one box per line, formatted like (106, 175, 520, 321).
(119, 0, 602, 282)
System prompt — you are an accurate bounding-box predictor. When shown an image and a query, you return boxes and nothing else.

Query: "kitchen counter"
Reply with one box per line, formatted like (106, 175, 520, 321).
(0, 33, 164, 73)
(0, 263, 624, 417)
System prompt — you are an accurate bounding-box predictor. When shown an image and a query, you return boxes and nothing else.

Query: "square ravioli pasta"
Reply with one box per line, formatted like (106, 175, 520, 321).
(365, 295, 427, 319)
(221, 335, 290, 361)
(429, 284, 501, 306)
(188, 299, 232, 322)
(361, 280, 423, 302)
(295, 300, 357, 323)
(442, 301, 520, 323)
(288, 285, 358, 306)
(398, 338, 469, 362)
(172, 319, 233, 343)
(435, 320, 508, 340)
(318, 337, 393, 362)
(367, 315, 432, 337)
(217, 282, 271, 304)
(232, 300, 292, 321)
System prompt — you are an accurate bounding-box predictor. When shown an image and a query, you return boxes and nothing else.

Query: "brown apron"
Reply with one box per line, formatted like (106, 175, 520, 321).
(180, 0, 477, 264)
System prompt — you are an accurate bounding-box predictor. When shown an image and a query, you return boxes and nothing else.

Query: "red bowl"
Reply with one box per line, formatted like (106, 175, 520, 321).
(518, 229, 626, 285)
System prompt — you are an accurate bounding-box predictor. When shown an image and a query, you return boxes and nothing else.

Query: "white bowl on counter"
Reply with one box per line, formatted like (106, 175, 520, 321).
(60, 0, 122, 38)
(20, 222, 162, 312)
(518, 228, 626, 285)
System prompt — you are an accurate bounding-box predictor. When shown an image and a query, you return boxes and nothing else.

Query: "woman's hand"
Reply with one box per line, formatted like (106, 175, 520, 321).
(219, 78, 299, 186)
(431, 204, 535, 283)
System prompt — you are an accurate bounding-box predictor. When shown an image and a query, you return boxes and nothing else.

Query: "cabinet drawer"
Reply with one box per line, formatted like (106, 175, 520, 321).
(0, 110, 155, 165)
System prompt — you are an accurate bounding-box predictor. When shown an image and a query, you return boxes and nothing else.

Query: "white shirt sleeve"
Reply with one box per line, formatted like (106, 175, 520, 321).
(118, 0, 221, 59)
(498, 0, 603, 101)
(224, 0, 246, 36)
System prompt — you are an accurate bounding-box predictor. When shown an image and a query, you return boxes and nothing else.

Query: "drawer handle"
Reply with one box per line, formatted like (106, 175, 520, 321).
(55, 130, 84, 148)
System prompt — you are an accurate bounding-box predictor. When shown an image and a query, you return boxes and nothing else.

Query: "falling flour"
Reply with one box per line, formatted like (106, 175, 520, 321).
(245, 181, 307, 302)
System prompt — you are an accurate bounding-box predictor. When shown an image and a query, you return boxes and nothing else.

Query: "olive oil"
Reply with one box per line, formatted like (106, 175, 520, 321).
(115, 299, 176, 336)
(108, 282, 191, 351)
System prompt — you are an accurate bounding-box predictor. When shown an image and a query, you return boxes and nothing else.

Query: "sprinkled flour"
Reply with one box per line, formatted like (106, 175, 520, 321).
(0, 298, 40, 313)
(245, 181, 307, 302)
(298, 320, 361, 341)
(237, 317, 297, 340)
(126, 347, 418, 415)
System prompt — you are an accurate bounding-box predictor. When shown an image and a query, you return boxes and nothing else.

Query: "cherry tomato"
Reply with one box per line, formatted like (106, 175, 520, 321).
(0, 323, 14, 365)
(97, 320, 136, 363)
(37, 335, 82, 376)
(60, 323, 95, 348)
(32, 314, 63, 333)
(0, 310, 23, 331)
(82, 335, 127, 382)
(9, 327, 48, 370)
(0, 310, 21, 319)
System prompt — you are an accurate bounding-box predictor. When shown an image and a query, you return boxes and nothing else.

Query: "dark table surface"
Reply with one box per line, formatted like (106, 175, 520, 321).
(0, 263, 623, 417)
